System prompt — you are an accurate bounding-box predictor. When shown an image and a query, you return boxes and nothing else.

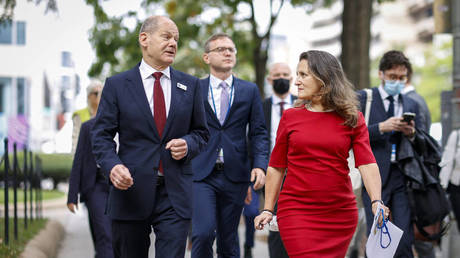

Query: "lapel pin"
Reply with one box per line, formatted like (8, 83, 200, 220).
(177, 83, 187, 91)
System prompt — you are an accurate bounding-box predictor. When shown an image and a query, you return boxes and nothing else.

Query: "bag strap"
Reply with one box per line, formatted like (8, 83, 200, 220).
(364, 89, 372, 125)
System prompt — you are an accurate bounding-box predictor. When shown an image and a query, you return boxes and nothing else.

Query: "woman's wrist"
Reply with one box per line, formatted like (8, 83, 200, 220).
(261, 208, 274, 215)
(371, 199, 384, 205)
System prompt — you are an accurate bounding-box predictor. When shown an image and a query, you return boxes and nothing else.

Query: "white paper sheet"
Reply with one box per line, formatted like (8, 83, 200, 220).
(366, 204, 404, 258)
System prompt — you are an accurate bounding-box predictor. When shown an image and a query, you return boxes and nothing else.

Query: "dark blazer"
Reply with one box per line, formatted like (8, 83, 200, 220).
(67, 118, 99, 204)
(263, 95, 297, 154)
(192, 76, 269, 182)
(91, 64, 209, 220)
(358, 87, 422, 186)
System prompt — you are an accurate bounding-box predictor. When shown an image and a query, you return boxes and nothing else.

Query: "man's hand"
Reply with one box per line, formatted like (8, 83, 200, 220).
(244, 186, 252, 205)
(166, 138, 188, 160)
(110, 164, 134, 190)
(67, 203, 78, 213)
(379, 117, 404, 133)
(251, 168, 266, 190)
(400, 120, 415, 137)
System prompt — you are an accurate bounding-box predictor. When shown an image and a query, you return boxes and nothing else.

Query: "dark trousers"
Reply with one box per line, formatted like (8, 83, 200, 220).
(192, 170, 248, 258)
(364, 164, 414, 258)
(268, 231, 289, 258)
(85, 181, 114, 258)
(111, 180, 190, 258)
(242, 187, 259, 248)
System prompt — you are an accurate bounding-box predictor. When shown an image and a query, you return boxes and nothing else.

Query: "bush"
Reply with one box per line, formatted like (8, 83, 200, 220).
(0, 153, 73, 189)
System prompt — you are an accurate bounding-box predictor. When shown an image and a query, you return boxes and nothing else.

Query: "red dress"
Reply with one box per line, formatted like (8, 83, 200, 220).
(269, 107, 376, 258)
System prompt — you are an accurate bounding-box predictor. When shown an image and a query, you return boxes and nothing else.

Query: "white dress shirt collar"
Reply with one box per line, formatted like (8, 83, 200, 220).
(402, 85, 415, 94)
(378, 85, 401, 103)
(139, 59, 171, 80)
(272, 94, 292, 105)
(210, 74, 233, 89)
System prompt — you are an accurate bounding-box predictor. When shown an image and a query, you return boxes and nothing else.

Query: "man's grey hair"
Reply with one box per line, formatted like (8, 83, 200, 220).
(204, 33, 233, 53)
(86, 80, 103, 96)
(139, 16, 165, 35)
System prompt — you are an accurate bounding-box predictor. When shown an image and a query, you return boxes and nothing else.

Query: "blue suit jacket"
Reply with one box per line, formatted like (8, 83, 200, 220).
(358, 87, 422, 186)
(91, 64, 209, 220)
(68, 118, 99, 204)
(192, 76, 269, 183)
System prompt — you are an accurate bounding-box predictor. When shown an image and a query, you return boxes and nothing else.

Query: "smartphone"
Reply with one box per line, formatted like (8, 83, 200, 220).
(402, 112, 416, 123)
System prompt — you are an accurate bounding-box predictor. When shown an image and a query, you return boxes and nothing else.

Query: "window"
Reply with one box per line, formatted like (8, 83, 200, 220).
(61, 51, 73, 67)
(0, 21, 12, 44)
(16, 21, 25, 45)
(17, 77, 25, 114)
(0, 77, 12, 113)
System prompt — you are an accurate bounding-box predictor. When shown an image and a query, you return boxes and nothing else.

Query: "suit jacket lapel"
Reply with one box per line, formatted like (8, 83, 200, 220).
(202, 77, 221, 126)
(162, 68, 179, 140)
(223, 76, 240, 126)
(125, 64, 160, 138)
(373, 88, 386, 120)
(263, 97, 272, 134)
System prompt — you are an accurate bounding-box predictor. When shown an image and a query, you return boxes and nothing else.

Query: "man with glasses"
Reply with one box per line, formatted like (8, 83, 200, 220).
(191, 33, 268, 258)
(357, 50, 424, 257)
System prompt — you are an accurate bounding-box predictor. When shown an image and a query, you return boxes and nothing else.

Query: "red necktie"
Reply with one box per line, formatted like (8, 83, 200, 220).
(279, 101, 285, 117)
(153, 72, 166, 173)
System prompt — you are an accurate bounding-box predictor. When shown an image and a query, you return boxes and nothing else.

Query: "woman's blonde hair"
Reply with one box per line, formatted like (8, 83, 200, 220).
(294, 50, 359, 127)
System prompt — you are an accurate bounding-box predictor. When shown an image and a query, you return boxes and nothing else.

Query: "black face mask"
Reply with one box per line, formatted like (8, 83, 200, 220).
(273, 78, 290, 95)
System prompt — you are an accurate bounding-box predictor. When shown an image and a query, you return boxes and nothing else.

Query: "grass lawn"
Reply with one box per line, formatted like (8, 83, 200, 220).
(0, 189, 65, 204)
(0, 218, 48, 257)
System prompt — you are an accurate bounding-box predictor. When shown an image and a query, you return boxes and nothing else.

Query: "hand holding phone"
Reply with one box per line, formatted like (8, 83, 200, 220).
(402, 112, 415, 123)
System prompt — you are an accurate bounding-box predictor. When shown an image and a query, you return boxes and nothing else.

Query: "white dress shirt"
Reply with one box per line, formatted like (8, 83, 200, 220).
(378, 85, 403, 117)
(139, 59, 172, 118)
(270, 94, 293, 151)
(208, 74, 234, 121)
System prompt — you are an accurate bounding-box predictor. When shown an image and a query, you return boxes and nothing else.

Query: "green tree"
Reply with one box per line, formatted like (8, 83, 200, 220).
(84, 0, 329, 96)
(0, 0, 57, 21)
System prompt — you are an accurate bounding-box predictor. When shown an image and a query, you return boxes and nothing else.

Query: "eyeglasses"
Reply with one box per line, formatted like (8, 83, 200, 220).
(383, 73, 408, 83)
(90, 91, 101, 96)
(207, 47, 237, 55)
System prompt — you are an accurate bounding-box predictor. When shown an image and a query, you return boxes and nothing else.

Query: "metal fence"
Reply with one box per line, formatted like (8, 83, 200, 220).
(1, 138, 43, 245)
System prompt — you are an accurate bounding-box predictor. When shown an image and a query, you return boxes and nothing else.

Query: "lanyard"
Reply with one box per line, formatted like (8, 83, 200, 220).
(377, 208, 391, 248)
(209, 79, 234, 122)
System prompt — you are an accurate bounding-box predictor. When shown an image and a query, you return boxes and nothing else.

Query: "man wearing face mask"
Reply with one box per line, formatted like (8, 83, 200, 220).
(261, 62, 295, 258)
(357, 50, 424, 258)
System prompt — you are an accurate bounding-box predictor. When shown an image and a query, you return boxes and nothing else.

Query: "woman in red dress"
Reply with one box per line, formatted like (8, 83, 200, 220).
(255, 50, 390, 257)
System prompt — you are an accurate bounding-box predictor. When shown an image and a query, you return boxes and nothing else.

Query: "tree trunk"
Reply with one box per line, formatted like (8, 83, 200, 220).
(253, 41, 269, 98)
(341, 0, 372, 90)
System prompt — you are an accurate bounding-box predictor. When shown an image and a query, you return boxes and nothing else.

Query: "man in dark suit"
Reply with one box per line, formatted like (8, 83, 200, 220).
(191, 33, 268, 258)
(91, 16, 209, 258)
(261, 62, 294, 258)
(68, 118, 113, 258)
(358, 50, 424, 258)
(403, 68, 434, 258)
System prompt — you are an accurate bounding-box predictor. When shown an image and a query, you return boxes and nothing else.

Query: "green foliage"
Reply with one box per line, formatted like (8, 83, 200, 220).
(0, 218, 48, 257)
(413, 40, 453, 123)
(85, 0, 318, 90)
(0, 0, 57, 21)
(0, 153, 73, 186)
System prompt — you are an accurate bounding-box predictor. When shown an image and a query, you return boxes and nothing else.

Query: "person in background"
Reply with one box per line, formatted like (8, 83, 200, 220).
(191, 33, 268, 258)
(262, 62, 295, 258)
(255, 50, 388, 257)
(358, 50, 423, 257)
(67, 117, 113, 258)
(72, 80, 103, 154)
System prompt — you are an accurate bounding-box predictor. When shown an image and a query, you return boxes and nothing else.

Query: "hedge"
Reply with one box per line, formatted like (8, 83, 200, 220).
(0, 153, 73, 187)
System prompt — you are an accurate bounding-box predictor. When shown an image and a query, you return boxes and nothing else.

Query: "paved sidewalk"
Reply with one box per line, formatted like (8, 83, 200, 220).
(51, 201, 269, 258)
(44, 197, 460, 258)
